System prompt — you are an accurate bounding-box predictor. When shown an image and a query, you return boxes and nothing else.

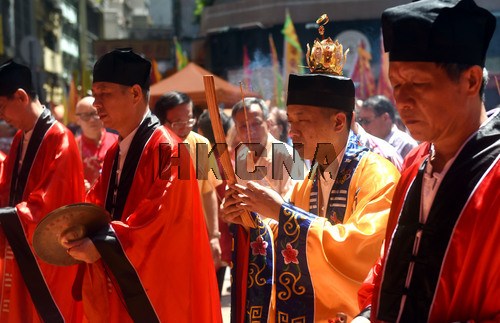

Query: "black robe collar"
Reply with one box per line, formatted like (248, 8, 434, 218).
(9, 108, 55, 205)
(105, 112, 160, 220)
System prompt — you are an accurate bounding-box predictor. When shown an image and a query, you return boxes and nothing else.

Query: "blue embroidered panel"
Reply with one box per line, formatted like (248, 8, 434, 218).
(245, 212, 274, 322)
(275, 203, 316, 323)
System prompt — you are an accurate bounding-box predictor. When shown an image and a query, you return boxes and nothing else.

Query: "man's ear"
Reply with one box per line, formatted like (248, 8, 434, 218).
(130, 84, 143, 103)
(462, 65, 483, 96)
(330, 111, 347, 132)
(382, 112, 391, 122)
(14, 88, 30, 104)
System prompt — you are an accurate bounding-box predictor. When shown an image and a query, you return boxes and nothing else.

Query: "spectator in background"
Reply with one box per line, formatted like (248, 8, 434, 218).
(197, 108, 234, 295)
(267, 107, 291, 144)
(0, 120, 16, 154)
(353, 99, 403, 171)
(51, 103, 65, 123)
(75, 96, 118, 191)
(358, 95, 417, 158)
(232, 97, 303, 197)
(154, 91, 222, 268)
(197, 108, 233, 144)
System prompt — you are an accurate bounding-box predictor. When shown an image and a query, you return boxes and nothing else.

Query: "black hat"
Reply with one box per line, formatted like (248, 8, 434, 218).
(0, 60, 34, 97)
(382, 0, 496, 67)
(93, 48, 151, 89)
(286, 74, 355, 112)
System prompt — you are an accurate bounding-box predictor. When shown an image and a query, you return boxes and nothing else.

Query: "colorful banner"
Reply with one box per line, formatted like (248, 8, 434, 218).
(350, 41, 376, 100)
(269, 34, 284, 108)
(174, 37, 188, 71)
(377, 34, 395, 104)
(150, 58, 163, 84)
(281, 10, 304, 87)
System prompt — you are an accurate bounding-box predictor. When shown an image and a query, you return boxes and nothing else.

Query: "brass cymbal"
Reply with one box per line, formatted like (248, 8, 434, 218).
(33, 203, 111, 266)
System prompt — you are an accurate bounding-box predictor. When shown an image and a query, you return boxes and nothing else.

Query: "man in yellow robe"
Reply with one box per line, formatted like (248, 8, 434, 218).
(223, 70, 400, 321)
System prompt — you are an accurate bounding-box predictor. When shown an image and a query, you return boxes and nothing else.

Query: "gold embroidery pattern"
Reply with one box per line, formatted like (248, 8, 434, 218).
(283, 208, 300, 245)
(277, 312, 307, 323)
(277, 311, 289, 323)
(277, 269, 305, 301)
(248, 262, 267, 288)
(247, 215, 271, 289)
(248, 306, 263, 322)
(337, 168, 352, 185)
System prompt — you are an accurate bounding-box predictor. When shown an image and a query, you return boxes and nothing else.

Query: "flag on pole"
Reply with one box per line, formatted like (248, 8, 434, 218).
(150, 58, 163, 84)
(243, 45, 252, 90)
(269, 34, 284, 108)
(174, 37, 188, 71)
(350, 41, 376, 100)
(81, 67, 92, 97)
(377, 33, 395, 104)
(281, 10, 304, 87)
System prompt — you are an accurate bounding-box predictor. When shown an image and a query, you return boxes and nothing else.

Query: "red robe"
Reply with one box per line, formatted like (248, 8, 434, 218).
(0, 109, 85, 322)
(83, 114, 221, 322)
(358, 111, 500, 322)
(401, 142, 431, 171)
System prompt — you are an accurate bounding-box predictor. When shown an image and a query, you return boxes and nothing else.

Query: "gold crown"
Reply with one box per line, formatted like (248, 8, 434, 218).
(306, 14, 349, 75)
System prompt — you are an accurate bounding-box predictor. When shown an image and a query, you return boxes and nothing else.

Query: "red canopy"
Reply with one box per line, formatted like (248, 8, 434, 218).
(149, 63, 260, 109)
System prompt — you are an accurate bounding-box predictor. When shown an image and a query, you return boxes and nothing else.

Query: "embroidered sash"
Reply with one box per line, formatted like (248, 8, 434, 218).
(275, 133, 368, 321)
(309, 132, 368, 223)
(244, 213, 274, 322)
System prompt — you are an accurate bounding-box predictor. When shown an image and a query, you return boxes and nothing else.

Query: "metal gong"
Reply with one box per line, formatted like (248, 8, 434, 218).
(33, 203, 110, 266)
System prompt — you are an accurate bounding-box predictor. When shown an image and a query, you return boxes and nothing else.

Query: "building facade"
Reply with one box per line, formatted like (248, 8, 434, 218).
(199, 0, 500, 108)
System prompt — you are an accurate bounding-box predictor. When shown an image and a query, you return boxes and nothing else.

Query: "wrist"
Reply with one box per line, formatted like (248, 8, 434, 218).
(209, 231, 221, 239)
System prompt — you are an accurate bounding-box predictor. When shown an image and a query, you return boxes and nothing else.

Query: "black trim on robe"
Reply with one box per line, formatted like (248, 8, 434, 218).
(91, 227, 160, 322)
(105, 112, 160, 220)
(99, 112, 161, 321)
(378, 113, 500, 322)
(3, 108, 64, 322)
(10, 108, 54, 205)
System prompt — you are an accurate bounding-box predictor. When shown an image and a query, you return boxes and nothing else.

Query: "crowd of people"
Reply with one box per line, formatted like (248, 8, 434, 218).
(0, 0, 498, 322)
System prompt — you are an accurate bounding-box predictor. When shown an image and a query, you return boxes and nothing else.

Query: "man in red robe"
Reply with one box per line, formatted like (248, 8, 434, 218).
(62, 49, 222, 322)
(355, 1, 499, 322)
(0, 60, 85, 322)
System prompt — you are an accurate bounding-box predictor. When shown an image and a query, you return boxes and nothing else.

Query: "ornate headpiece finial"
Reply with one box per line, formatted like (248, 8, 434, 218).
(306, 14, 349, 75)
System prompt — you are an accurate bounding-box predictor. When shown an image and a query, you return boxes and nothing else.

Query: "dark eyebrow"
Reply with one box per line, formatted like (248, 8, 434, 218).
(288, 111, 307, 117)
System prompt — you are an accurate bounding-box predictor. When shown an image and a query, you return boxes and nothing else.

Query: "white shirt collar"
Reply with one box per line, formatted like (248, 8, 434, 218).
(320, 145, 346, 181)
(117, 111, 149, 173)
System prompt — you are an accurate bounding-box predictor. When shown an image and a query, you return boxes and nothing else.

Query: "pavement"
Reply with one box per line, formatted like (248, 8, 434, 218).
(221, 268, 231, 322)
